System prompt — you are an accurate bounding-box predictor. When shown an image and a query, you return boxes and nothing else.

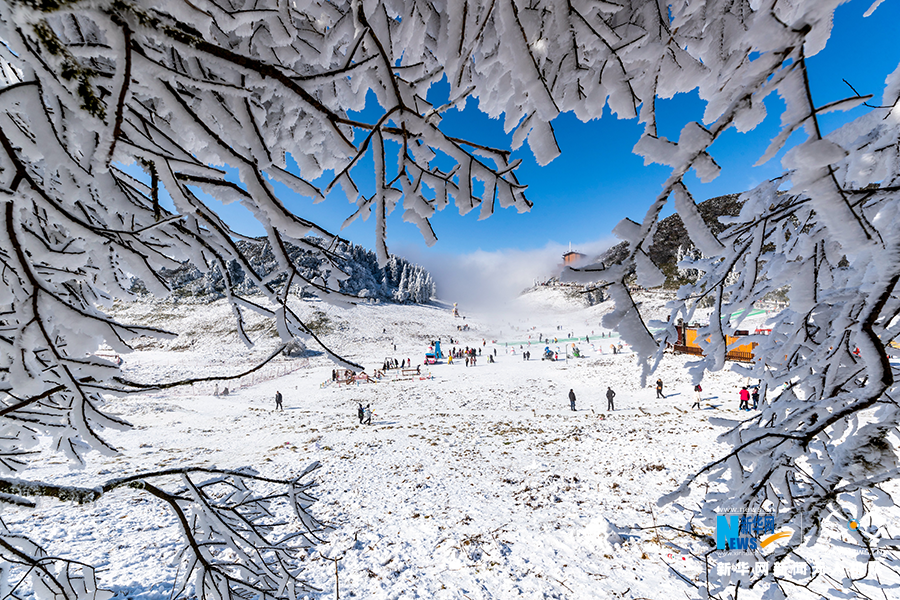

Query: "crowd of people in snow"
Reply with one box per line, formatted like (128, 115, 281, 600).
(275, 375, 767, 419)
(260, 325, 772, 424)
(446, 345, 486, 367)
(559, 377, 765, 417)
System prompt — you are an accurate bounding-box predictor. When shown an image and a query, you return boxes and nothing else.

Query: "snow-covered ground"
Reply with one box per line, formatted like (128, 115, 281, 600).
(7, 287, 900, 599)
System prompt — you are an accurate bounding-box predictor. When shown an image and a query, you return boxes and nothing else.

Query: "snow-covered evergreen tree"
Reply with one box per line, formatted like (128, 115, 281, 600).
(395, 264, 410, 303)
(675, 244, 701, 283)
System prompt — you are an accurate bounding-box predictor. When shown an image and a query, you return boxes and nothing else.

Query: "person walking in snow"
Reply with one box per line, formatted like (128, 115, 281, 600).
(364, 404, 373, 425)
(656, 378, 665, 399)
(739, 387, 751, 411)
(606, 387, 616, 411)
(357, 403, 365, 424)
(691, 384, 702, 410)
(569, 389, 577, 411)
(275, 390, 283, 411)
(751, 386, 760, 409)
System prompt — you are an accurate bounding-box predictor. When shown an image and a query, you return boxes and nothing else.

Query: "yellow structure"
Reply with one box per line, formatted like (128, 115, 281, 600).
(677, 325, 757, 362)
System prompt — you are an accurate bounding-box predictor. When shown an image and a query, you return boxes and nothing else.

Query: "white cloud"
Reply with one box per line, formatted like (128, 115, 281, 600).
(397, 238, 615, 314)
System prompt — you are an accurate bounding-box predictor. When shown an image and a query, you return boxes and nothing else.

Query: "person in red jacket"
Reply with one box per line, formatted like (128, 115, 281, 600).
(739, 387, 751, 411)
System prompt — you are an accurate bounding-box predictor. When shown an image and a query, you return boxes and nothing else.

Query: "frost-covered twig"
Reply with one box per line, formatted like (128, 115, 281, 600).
(0, 465, 326, 599)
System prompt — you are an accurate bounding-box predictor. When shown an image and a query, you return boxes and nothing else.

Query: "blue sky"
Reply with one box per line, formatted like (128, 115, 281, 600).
(195, 0, 900, 305)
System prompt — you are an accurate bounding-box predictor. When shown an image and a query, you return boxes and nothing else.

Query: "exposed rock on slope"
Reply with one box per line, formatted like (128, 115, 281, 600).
(594, 193, 743, 287)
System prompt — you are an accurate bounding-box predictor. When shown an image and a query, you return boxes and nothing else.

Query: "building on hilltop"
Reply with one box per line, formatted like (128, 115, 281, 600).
(562, 250, 586, 266)
(562, 241, 587, 267)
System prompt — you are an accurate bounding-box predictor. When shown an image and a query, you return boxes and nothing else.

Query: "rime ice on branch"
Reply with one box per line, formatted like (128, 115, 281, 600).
(2, 0, 900, 597)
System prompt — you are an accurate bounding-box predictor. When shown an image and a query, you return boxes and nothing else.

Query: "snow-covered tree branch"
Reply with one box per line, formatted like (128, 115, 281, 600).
(560, 0, 900, 592)
(0, 464, 326, 600)
(3, 0, 900, 597)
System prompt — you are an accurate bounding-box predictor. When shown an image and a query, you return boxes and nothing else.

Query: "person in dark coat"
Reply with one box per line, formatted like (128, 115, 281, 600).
(568, 389, 576, 411)
(606, 387, 615, 411)
(357, 403, 365, 424)
(751, 386, 760, 409)
(656, 378, 665, 399)
(275, 391, 283, 411)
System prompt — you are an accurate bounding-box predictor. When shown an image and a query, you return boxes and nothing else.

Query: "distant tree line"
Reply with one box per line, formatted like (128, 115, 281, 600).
(132, 238, 437, 304)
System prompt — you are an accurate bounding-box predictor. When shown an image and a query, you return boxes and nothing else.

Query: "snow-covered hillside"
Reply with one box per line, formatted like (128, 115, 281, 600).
(7, 290, 899, 599)
(133, 238, 437, 304)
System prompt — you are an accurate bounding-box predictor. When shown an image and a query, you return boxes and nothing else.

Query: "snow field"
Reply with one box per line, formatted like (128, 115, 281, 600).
(7, 289, 897, 599)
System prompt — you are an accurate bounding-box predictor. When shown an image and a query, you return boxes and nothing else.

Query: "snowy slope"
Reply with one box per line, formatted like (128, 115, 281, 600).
(6, 291, 899, 599)
(134, 238, 437, 304)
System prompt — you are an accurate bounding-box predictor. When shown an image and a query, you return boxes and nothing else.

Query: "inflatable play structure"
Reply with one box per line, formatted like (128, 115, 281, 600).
(425, 340, 443, 365)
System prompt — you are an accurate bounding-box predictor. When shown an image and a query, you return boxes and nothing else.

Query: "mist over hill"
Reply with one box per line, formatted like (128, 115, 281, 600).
(131, 238, 437, 304)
